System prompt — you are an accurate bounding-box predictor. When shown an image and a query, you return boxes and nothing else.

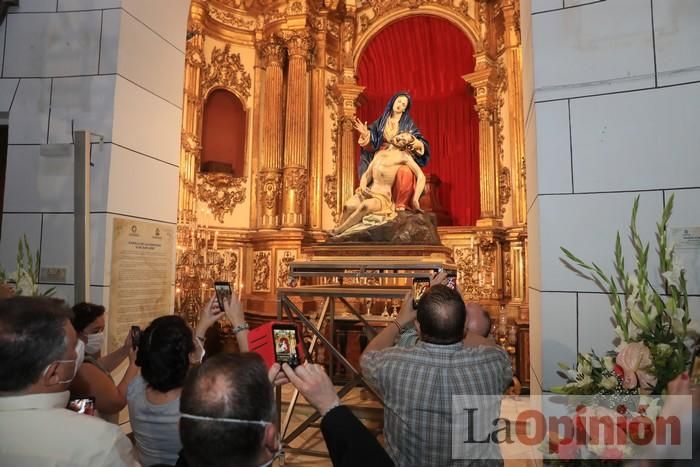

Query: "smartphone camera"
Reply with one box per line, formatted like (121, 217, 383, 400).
(446, 273, 457, 290)
(214, 281, 232, 311)
(412, 277, 431, 308)
(273, 325, 301, 369)
(130, 326, 141, 350)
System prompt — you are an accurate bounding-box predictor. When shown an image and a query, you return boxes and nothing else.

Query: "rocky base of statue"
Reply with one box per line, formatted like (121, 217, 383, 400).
(327, 211, 441, 244)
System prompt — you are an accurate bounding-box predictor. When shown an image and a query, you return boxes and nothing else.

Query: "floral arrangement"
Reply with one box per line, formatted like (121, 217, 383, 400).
(0, 234, 55, 297)
(545, 195, 696, 463)
(555, 195, 694, 396)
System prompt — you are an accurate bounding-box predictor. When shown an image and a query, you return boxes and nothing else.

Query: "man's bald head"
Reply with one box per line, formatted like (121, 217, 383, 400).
(180, 353, 275, 467)
(465, 302, 491, 338)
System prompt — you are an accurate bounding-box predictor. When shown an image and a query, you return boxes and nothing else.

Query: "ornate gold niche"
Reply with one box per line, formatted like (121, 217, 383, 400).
(177, 1, 529, 377)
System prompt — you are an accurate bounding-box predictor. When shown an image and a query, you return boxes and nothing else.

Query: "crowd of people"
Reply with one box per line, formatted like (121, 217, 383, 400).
(7, 272, 693, 466)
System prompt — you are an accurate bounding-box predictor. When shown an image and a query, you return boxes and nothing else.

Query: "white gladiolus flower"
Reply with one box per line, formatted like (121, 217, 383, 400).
(601, 376, 618, 390)
(603, 356, 615, 372)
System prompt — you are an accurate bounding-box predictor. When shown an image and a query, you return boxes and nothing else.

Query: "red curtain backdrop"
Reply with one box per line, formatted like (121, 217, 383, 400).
(357, 16, 480, 226)
(202, 90, 246, 176)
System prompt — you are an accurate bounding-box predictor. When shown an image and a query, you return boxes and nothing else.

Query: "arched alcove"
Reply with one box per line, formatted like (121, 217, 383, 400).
(201, 89, 247, 176)
(356, 15, 480, 226)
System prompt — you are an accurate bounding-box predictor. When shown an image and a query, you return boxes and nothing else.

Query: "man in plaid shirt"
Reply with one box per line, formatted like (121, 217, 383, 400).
(360, 285, 512, 467)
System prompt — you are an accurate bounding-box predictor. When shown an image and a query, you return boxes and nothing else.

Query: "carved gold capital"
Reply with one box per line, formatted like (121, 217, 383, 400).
(196, 173, 247, 223)
(257, 39, 285, 67)
(281, 30, 314, 61)
(202, 44, 251, 100)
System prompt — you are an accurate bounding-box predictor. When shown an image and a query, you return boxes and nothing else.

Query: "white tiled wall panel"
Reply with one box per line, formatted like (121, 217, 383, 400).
(653, 0, 700, 86)
(570, 83, 700, 193)
(115, 11, 185, 106)
(534, 191, 664, 293)
(532, 0, 563, 14)
(532, 0, 654, 101)
(577, 292, 619, 356)
(112, 76, 182, 166)
(58, 0, 122, 11)
(0, 79, 19, 112)
(4, 11, 102, 77)
(4, 145, 74, 212)
(564, 0, 604, 7)
(8, 79, 51, 144)
(99, 9, 121, 75)
(534, 100, 572, 195)
(7, 0, 56, 13)
(40, 213, 75, 283)
(48, 75, 117, 144)
(121, 0, 190, 53)
(106, 144, 179, 223)
(4, 143, 110, 213)
(539, 291, 578, 390)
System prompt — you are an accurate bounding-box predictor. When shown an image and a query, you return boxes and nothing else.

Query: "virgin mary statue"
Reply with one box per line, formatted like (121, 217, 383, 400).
(354, 92, 430, 210)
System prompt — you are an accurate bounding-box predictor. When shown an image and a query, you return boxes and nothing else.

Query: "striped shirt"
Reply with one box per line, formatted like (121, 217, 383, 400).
(361, 341, 512, 467)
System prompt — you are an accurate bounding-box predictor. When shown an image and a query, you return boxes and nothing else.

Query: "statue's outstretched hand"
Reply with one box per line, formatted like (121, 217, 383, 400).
(353, 117, 369, 138)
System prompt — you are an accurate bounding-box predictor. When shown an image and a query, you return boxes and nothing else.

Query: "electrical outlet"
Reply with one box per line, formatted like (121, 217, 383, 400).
(40, 267, 68, 283)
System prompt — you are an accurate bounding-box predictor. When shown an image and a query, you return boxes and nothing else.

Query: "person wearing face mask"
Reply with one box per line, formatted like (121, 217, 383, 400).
(128, 294, 247, 467)
(0, 296, 139, 466)
(69, 302, 139, 423)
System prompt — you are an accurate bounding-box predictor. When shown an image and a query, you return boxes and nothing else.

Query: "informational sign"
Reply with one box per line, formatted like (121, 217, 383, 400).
(671, 227, 700, 294)
(108, 218, 175, 352)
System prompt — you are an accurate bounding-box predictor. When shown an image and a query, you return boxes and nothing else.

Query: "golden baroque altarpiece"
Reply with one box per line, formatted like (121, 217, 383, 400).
(176, 0, 528, 349)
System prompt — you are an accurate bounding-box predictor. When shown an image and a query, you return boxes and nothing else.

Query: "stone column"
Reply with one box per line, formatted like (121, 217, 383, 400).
(281, 30, 314, 229)
(501, 0, 527, 226)
(464, 56, 501, 227)
(308, 20, 327, 232)
(257, 38, 286, 230)
(336, 82, 365, 214)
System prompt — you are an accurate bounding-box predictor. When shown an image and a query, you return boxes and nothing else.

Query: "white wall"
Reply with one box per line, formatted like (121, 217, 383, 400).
(0, 0, 190, 305)
(524, 0, 700, 392)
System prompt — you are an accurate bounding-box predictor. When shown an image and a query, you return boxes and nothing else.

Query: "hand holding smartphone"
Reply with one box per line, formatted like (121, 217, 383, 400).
(272, 324, 302, 369)
(214, 281, 232, 312)
(412, 277, 431, 308)
(130, 326, 141, 350)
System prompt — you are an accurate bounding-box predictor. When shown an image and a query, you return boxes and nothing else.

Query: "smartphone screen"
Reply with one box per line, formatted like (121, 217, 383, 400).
(413, 278, 431, 308)
(273, 326, 300, 368)
(446, 273, 457, 290)
(214, 281, 232, 311)
(68, 397, 96, 415)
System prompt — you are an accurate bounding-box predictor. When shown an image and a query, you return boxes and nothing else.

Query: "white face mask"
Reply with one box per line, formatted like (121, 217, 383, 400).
(85, 331, 104, 354)
(75, 339, 86, 372)
(44, 340, 82, 385)
(180, 413, 282, 466)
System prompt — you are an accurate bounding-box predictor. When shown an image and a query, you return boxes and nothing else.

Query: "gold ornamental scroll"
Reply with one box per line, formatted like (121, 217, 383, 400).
(107, 219, 175, 352)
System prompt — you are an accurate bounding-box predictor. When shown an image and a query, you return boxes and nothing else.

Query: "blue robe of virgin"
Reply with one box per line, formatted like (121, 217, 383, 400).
(357, 92, 431, 179)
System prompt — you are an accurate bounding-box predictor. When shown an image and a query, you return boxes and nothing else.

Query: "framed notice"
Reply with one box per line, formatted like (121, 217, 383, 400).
(671, 227, 700, 295)
(107, 218, 175, 352)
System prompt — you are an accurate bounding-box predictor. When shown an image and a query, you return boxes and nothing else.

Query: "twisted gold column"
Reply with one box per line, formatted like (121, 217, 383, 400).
(257, 39, 286, 230)
(281, 31, 314, 229)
